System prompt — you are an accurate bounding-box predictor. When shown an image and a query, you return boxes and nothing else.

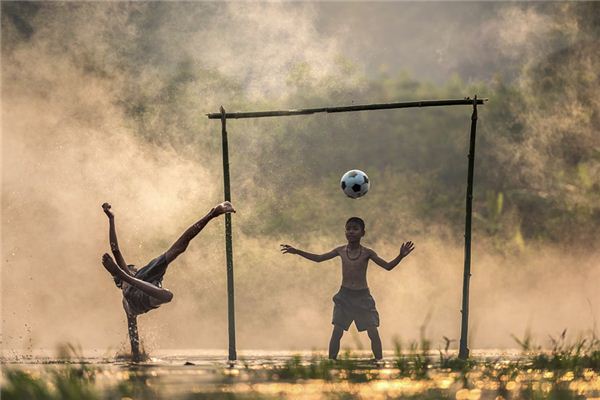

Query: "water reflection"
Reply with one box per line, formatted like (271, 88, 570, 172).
(1, 351, 599, 399)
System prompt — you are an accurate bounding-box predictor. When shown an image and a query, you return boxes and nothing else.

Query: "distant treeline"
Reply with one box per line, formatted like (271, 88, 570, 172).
(4, 2, 598, 251)
(116, 27, 599, 251)
(122, 58, 599, 252)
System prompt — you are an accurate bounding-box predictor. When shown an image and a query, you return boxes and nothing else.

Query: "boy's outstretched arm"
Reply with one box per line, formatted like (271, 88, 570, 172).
(102, 203, 129, 272)
(280, 244, 338, 263)
(369, 241, 415, 271)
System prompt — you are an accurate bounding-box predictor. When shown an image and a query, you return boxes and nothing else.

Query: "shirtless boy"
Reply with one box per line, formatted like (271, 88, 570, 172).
(101, 201, 235, 361)
(280, 217, 414, 360)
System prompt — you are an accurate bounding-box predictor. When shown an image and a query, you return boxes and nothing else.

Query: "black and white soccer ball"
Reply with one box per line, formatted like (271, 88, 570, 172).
(340, 169, 370, 199)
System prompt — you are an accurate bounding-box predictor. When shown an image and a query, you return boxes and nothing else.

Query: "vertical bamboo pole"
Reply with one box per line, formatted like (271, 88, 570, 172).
(220, 106, 237, 361)
(459, 96, 478, 360)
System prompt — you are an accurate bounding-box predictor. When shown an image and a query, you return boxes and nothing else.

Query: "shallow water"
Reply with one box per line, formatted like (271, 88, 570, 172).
(2, 350, 599, 399)
(0, 348, 523, 364)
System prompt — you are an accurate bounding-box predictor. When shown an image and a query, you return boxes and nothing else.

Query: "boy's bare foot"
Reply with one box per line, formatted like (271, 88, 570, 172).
(213, 201, 236, 216)
(102, 253, 122, 277)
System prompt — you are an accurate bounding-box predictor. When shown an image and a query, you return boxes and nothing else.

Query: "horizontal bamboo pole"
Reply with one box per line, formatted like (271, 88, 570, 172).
(207, 98, 487, 120)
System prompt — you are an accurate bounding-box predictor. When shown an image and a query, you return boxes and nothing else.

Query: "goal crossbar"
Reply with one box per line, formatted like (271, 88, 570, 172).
(207, 98, 487, 119)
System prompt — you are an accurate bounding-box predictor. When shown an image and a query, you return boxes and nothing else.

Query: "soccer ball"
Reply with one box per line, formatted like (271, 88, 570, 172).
(340, 170, 370, 199)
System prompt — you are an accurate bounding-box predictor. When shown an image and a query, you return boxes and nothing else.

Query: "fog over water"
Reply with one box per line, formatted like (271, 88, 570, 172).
(1, 2, 599, 356)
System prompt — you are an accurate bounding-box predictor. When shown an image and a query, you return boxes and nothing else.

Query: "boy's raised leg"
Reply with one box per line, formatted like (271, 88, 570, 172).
(328, 325, 344, 360)
(367, 327, 383, 360)
(164, 201, 235, 264)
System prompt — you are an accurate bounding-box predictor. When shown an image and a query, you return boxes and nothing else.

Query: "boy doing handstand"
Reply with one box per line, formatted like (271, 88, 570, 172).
(101, 201, 235, 361)
(281, 217, 414, 360)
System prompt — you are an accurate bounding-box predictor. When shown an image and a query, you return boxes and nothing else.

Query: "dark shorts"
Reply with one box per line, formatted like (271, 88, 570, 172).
(134, 253, 169, 284)
(124, 254, 169, 316)
(332, 286, 380, 332)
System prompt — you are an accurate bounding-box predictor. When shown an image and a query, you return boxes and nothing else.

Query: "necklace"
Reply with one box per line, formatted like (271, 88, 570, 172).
(346, 245, 362, 261)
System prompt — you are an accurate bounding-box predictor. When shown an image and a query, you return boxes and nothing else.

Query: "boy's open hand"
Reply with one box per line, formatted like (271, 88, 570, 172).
(280, 244, 298, 255)
(102, 203, 114, 219)
(400, 241, 415, 258)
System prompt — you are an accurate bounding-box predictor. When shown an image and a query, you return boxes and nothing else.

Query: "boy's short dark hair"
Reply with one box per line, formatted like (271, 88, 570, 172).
(345, 217, 365, 231)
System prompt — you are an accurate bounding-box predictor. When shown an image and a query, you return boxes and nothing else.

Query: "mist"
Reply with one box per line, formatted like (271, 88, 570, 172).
(2, 2, 599, 356)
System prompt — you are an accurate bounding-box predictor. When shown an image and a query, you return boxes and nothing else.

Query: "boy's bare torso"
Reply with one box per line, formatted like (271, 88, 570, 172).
(336, 245, 371, 290)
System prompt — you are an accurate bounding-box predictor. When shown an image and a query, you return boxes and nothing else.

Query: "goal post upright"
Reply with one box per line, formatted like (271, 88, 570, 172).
(220, 106, 236, 362)
(459, 96, 479, 360)
(209, 97, 486, 361)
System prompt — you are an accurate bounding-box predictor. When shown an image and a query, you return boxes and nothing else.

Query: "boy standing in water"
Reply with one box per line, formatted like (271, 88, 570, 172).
(280, 217, 414, 360)
(101, 201, 235, 361)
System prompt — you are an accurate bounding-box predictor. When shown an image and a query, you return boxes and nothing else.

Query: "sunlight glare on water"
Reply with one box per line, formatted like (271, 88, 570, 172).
(1, 350, 599, 399)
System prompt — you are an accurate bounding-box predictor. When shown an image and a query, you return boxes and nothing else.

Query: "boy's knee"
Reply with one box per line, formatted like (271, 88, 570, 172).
(151, 290, 173, 306)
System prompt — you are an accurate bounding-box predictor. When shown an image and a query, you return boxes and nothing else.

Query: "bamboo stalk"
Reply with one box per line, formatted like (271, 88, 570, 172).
(459, 95, 478, 360)
(207, 98, 487, 119)
(220, 106, 237, 361)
